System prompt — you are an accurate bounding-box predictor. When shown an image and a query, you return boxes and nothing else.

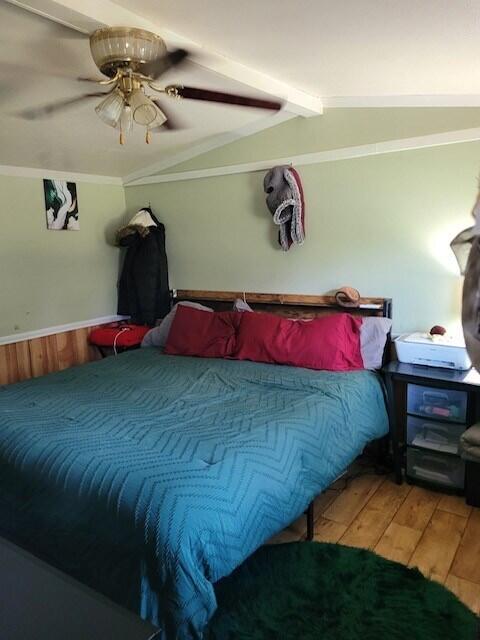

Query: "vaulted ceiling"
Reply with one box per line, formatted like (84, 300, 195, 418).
(114, 0, 480, 98)
(2, 0, 480, 180)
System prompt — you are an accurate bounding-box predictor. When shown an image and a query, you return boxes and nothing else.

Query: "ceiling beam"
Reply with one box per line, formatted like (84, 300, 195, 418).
(6, 0, 323, 117)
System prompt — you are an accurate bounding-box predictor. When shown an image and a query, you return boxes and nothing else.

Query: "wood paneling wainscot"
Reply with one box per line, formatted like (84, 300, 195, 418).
(0, 327, 102, 386)
(0, 342, 32, 385)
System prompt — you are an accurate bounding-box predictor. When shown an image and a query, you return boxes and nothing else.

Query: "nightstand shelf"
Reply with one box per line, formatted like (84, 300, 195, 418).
(382, 361, 480, 491)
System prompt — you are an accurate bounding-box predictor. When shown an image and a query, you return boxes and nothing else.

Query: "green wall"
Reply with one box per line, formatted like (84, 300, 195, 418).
(125, 140, 479, 334)
(3, 109, 479, 339)
(0, 175, 126, 338)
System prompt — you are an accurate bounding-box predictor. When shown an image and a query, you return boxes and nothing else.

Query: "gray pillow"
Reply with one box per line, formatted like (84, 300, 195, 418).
(360, 317, 392, 369)
(141, 301, 213, 348)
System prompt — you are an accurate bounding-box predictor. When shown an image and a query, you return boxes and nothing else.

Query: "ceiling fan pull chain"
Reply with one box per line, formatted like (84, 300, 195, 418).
(119, 130, 125, 145)
(146, 128, 151, 144)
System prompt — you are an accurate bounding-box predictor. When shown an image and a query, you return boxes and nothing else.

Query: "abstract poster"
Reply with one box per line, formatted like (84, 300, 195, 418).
(44, 179, 79, 230)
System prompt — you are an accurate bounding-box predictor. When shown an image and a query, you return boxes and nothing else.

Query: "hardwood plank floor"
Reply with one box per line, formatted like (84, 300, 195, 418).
(408, 510, 467, 584)
(339, 479, 411, 549)
(437, 494, 473, 519)
(393, 486, 440, 531)
(268, 470, 480, 614)
(450, 510, 480, 585)
(321, 473, 384, 526)
(374, 522, 422, 564)
(313, 517, 348, 543)
(445, 575, 480, 615)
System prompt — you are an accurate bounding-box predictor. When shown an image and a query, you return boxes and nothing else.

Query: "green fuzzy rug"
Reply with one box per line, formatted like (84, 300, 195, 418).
(207, 542, 478, 640)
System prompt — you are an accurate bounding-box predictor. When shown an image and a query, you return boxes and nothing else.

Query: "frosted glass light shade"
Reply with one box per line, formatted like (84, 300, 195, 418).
(90, 27, 167, 77)
(119, 105, 133, 134)
(129, 90, 159, 126)
(95, 89, 124, 128)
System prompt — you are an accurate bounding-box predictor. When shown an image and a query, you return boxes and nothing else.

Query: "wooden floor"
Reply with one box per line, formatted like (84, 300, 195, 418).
(268, 469, 480, 615)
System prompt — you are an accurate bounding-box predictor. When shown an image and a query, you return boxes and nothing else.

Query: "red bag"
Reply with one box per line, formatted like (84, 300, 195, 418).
(89, 323, 150, 348)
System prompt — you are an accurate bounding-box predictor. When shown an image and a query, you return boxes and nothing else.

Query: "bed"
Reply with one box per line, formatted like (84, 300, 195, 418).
(0, 291, 391, 639)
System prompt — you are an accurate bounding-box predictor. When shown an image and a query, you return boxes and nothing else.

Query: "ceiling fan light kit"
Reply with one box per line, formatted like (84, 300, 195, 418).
(20, 26, 283, 145)
(89, 27, 171, 144)
(95, 84, 167, 144)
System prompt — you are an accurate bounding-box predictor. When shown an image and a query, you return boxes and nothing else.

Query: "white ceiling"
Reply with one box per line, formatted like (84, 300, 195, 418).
(0, 2, 282, 177)
(2, 0, 480, 178)
(114, 0, 480, 97)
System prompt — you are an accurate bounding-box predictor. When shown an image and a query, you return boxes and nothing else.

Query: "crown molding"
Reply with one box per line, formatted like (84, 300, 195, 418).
(4, 126, 479, 188)
(124, 126, 480, 186)
(0, 164, 123, 185)
(322, 94, 480, 108)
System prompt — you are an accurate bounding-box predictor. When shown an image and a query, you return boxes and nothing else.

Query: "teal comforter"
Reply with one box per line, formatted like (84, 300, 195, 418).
(0, 350, 388, 639)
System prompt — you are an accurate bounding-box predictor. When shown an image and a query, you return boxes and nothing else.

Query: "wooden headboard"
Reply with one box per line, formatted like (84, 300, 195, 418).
(173, 290, 392, 320)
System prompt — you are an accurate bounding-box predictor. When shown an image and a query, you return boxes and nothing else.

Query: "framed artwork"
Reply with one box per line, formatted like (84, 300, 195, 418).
(43, 179, 79, 230)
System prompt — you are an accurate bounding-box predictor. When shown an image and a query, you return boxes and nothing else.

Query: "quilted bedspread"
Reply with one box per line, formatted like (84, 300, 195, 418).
(0, 349, 388, 639)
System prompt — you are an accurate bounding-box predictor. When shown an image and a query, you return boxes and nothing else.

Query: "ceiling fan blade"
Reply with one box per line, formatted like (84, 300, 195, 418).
(143, 48, 189, 81)
(150, 98, 184, 130)
(3, 61, 91, 83)
(166, 85, 283, 111)
(19, 92, 108, 120)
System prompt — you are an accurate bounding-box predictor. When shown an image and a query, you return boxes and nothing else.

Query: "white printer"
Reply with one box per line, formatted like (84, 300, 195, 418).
(395, 332, 471, 370)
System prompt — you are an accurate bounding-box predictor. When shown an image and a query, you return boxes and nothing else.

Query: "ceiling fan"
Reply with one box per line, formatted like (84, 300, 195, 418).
(21, 27, 283, 144)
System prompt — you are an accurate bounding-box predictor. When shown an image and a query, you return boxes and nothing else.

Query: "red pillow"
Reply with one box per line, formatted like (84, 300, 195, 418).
(234, 312, 363, 371)
(89, 323, 150, 347)
(164, 305, 240, 358)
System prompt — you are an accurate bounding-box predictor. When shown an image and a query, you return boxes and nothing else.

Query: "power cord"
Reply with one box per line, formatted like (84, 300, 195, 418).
(112, 327, 130, 355)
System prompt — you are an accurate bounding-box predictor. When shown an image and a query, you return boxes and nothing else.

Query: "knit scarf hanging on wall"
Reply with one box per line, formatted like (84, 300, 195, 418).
(264, 165, 305, 251)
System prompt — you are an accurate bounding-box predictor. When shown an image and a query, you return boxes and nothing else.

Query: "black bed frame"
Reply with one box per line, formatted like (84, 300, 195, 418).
(172, 290, 393, 543)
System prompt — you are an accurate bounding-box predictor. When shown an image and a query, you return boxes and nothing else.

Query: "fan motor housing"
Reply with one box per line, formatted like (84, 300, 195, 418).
(90, 27, 167, 78)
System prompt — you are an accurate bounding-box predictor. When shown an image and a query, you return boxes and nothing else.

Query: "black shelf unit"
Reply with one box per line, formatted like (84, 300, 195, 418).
(382, 361, 480, 492)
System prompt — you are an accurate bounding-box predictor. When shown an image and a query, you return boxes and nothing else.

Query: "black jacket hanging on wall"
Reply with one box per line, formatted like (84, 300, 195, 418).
(117, 208, 170, 325)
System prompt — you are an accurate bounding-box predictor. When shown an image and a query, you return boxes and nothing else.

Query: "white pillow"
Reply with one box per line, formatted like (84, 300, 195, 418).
(360, 317, 392, 369)
(141, 301, 213, 348)
(232, 298, 253, 312)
